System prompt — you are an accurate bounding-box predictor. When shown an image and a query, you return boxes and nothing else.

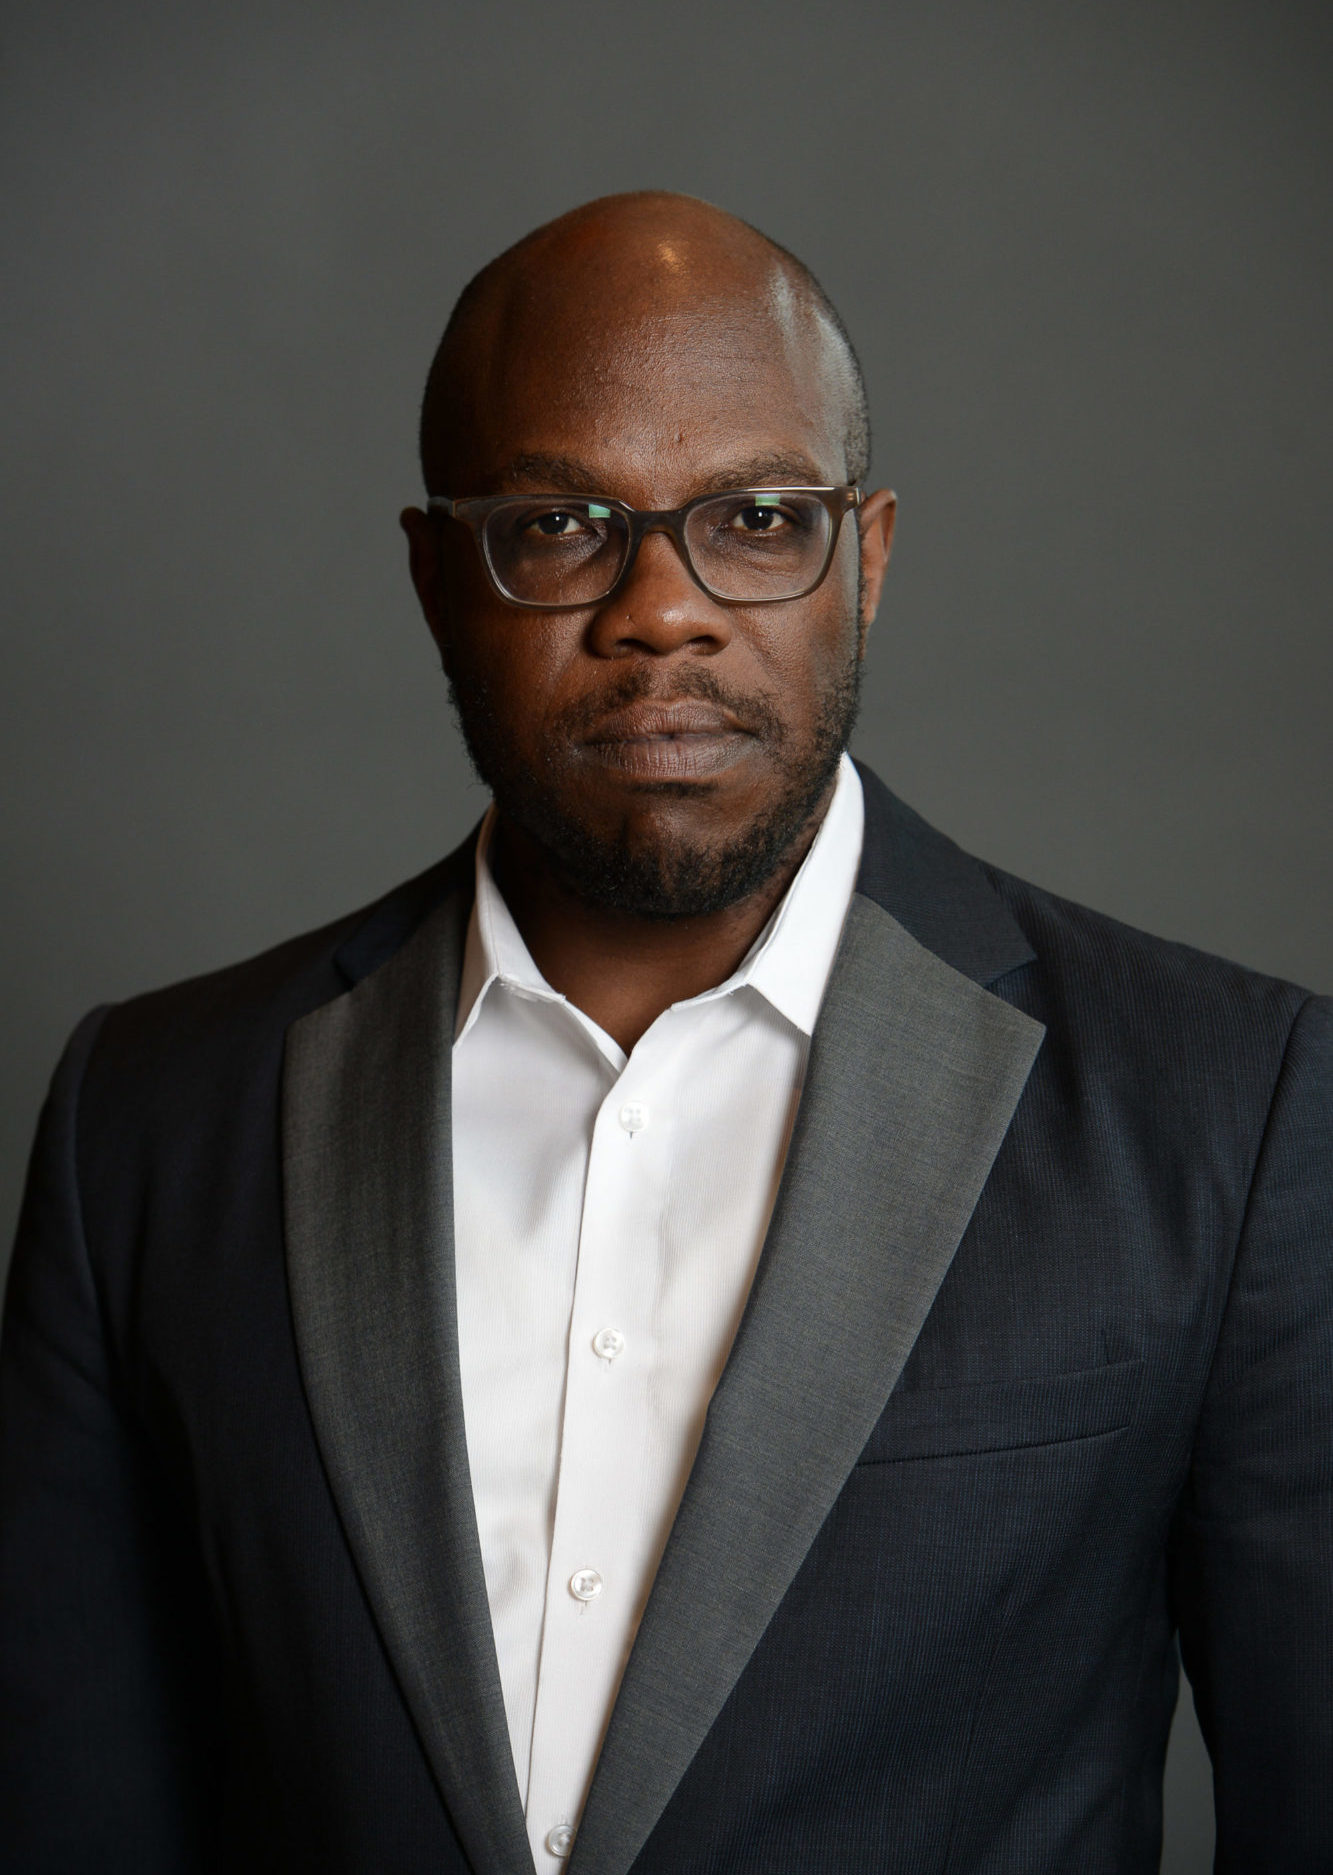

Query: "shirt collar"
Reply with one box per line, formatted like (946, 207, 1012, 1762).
(733, 751, 864, 1034)
(454, 811, 549, 1043)
(455, 752, 864, 1046)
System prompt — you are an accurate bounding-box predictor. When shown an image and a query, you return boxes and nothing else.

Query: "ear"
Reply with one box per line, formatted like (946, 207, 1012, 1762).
(400, 506, 453, 673)
(855, 488, 897, 655)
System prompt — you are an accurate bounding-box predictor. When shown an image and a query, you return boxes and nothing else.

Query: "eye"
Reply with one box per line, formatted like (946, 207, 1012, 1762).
(728, 497, 793, 533)
(516, 500, 614, 542)
(527, 509, 585, 538)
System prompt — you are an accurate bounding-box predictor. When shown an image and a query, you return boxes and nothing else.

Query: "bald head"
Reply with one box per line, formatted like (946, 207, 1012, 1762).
(418, 192, 870, 495)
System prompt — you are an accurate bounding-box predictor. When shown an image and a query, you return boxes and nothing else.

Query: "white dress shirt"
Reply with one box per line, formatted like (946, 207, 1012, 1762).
(451, 753, 865, 1870)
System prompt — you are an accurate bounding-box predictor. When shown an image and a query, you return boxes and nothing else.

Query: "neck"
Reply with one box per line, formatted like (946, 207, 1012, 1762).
(488, 796, 832, 1054)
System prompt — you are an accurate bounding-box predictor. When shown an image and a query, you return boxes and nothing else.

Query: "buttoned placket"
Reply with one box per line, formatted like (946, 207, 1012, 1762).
(523, 1007, 698, 1867)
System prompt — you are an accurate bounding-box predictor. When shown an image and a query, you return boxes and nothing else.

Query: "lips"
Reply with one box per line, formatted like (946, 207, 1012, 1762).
(580, 697, 752, 781)
(585, 699, 743, 742)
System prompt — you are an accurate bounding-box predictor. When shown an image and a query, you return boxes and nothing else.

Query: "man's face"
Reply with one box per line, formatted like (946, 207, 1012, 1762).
(405, 277, 894, 918)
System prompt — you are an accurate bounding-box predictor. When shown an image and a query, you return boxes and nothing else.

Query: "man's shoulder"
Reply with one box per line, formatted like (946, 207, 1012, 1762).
(853, 764, 1322, 1086)
(976, 857, 1324, 1112)
(988, 857, 1314, 1021)
(78, 839, 478, 1098)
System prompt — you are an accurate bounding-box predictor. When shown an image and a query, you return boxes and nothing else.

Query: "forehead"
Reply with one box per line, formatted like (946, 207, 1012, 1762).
(455, 268, 850, 502)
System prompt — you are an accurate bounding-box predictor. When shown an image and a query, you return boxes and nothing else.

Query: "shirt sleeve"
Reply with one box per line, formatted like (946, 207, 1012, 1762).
(1169, 992, 1333, 1868)
(0, 1011, 222, 1873)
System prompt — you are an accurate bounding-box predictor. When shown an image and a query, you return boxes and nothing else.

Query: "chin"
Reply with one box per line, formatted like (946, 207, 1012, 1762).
(521, 771, 834, 922)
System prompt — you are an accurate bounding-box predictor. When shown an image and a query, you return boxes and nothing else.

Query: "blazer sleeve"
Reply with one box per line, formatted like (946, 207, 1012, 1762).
(0, 1013, 221, 1873)
(1170, 991, 1333, 1869)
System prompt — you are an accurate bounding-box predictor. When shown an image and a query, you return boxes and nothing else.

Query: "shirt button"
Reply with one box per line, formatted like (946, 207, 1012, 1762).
(618, 1099, 649, 1135)
(592, 1326, 626, 1361)
(545, 1822, 576, 1858)
(569, 1568, 603, 1602)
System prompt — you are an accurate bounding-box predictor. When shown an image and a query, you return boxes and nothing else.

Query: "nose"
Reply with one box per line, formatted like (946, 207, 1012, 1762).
(584, 524, 734, 659)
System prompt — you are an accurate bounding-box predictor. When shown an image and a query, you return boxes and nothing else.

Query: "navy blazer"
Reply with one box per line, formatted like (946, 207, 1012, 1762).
(2, 765, 1331, 1873)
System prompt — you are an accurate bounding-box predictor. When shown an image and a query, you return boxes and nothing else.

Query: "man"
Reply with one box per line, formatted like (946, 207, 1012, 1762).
(1, 192, 1329, 1874)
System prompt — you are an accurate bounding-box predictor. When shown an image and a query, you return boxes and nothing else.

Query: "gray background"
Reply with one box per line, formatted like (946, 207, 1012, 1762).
(3, 2, 1329, 1866)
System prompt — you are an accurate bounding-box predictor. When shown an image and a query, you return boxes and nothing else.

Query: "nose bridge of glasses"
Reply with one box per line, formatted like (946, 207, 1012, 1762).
(623, 508, 708, 589)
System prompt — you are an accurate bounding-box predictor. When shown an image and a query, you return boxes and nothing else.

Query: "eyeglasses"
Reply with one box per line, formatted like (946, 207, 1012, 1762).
(427, 486, 862, 610)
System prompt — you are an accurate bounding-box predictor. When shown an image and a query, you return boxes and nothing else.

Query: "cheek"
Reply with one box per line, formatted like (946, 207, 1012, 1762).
(439, 538, 576, 689)
(756, 589, 859, 705)
(450, 613, 585, 730)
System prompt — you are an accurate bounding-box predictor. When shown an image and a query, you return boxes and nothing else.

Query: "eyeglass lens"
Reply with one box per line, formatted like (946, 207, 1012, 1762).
(482, 494, 834, 605)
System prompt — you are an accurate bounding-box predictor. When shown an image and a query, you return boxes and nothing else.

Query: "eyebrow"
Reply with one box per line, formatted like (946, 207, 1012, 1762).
(492, 452, 607, 492)
(487, 448, 838, 499)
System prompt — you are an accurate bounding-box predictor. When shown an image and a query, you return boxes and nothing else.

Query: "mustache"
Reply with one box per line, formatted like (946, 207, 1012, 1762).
(553, 665, 787, 745)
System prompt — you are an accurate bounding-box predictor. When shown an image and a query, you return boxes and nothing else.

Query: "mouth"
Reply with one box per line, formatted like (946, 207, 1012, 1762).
(580, 700, 754, 782)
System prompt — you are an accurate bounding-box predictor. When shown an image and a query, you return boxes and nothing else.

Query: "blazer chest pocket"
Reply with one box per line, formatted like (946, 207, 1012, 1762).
(855, 1357, 1145, 1466)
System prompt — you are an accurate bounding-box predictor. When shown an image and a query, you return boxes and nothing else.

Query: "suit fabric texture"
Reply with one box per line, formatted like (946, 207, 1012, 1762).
(2, 763, 1330, 1874)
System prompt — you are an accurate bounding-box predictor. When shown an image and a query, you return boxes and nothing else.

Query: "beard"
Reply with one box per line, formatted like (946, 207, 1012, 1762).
(447, 639, 862, 922)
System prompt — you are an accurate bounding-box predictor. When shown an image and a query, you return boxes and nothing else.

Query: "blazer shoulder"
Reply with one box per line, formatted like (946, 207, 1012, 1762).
(981, 859, 1321, 1081)
(853, 763, 1319, 1059)
(77, 840, 477, 1116)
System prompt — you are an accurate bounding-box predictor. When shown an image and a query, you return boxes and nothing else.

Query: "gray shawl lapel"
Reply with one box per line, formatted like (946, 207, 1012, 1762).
(282, 886, 534, 1875)
(569, 893, 1045, 1875)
